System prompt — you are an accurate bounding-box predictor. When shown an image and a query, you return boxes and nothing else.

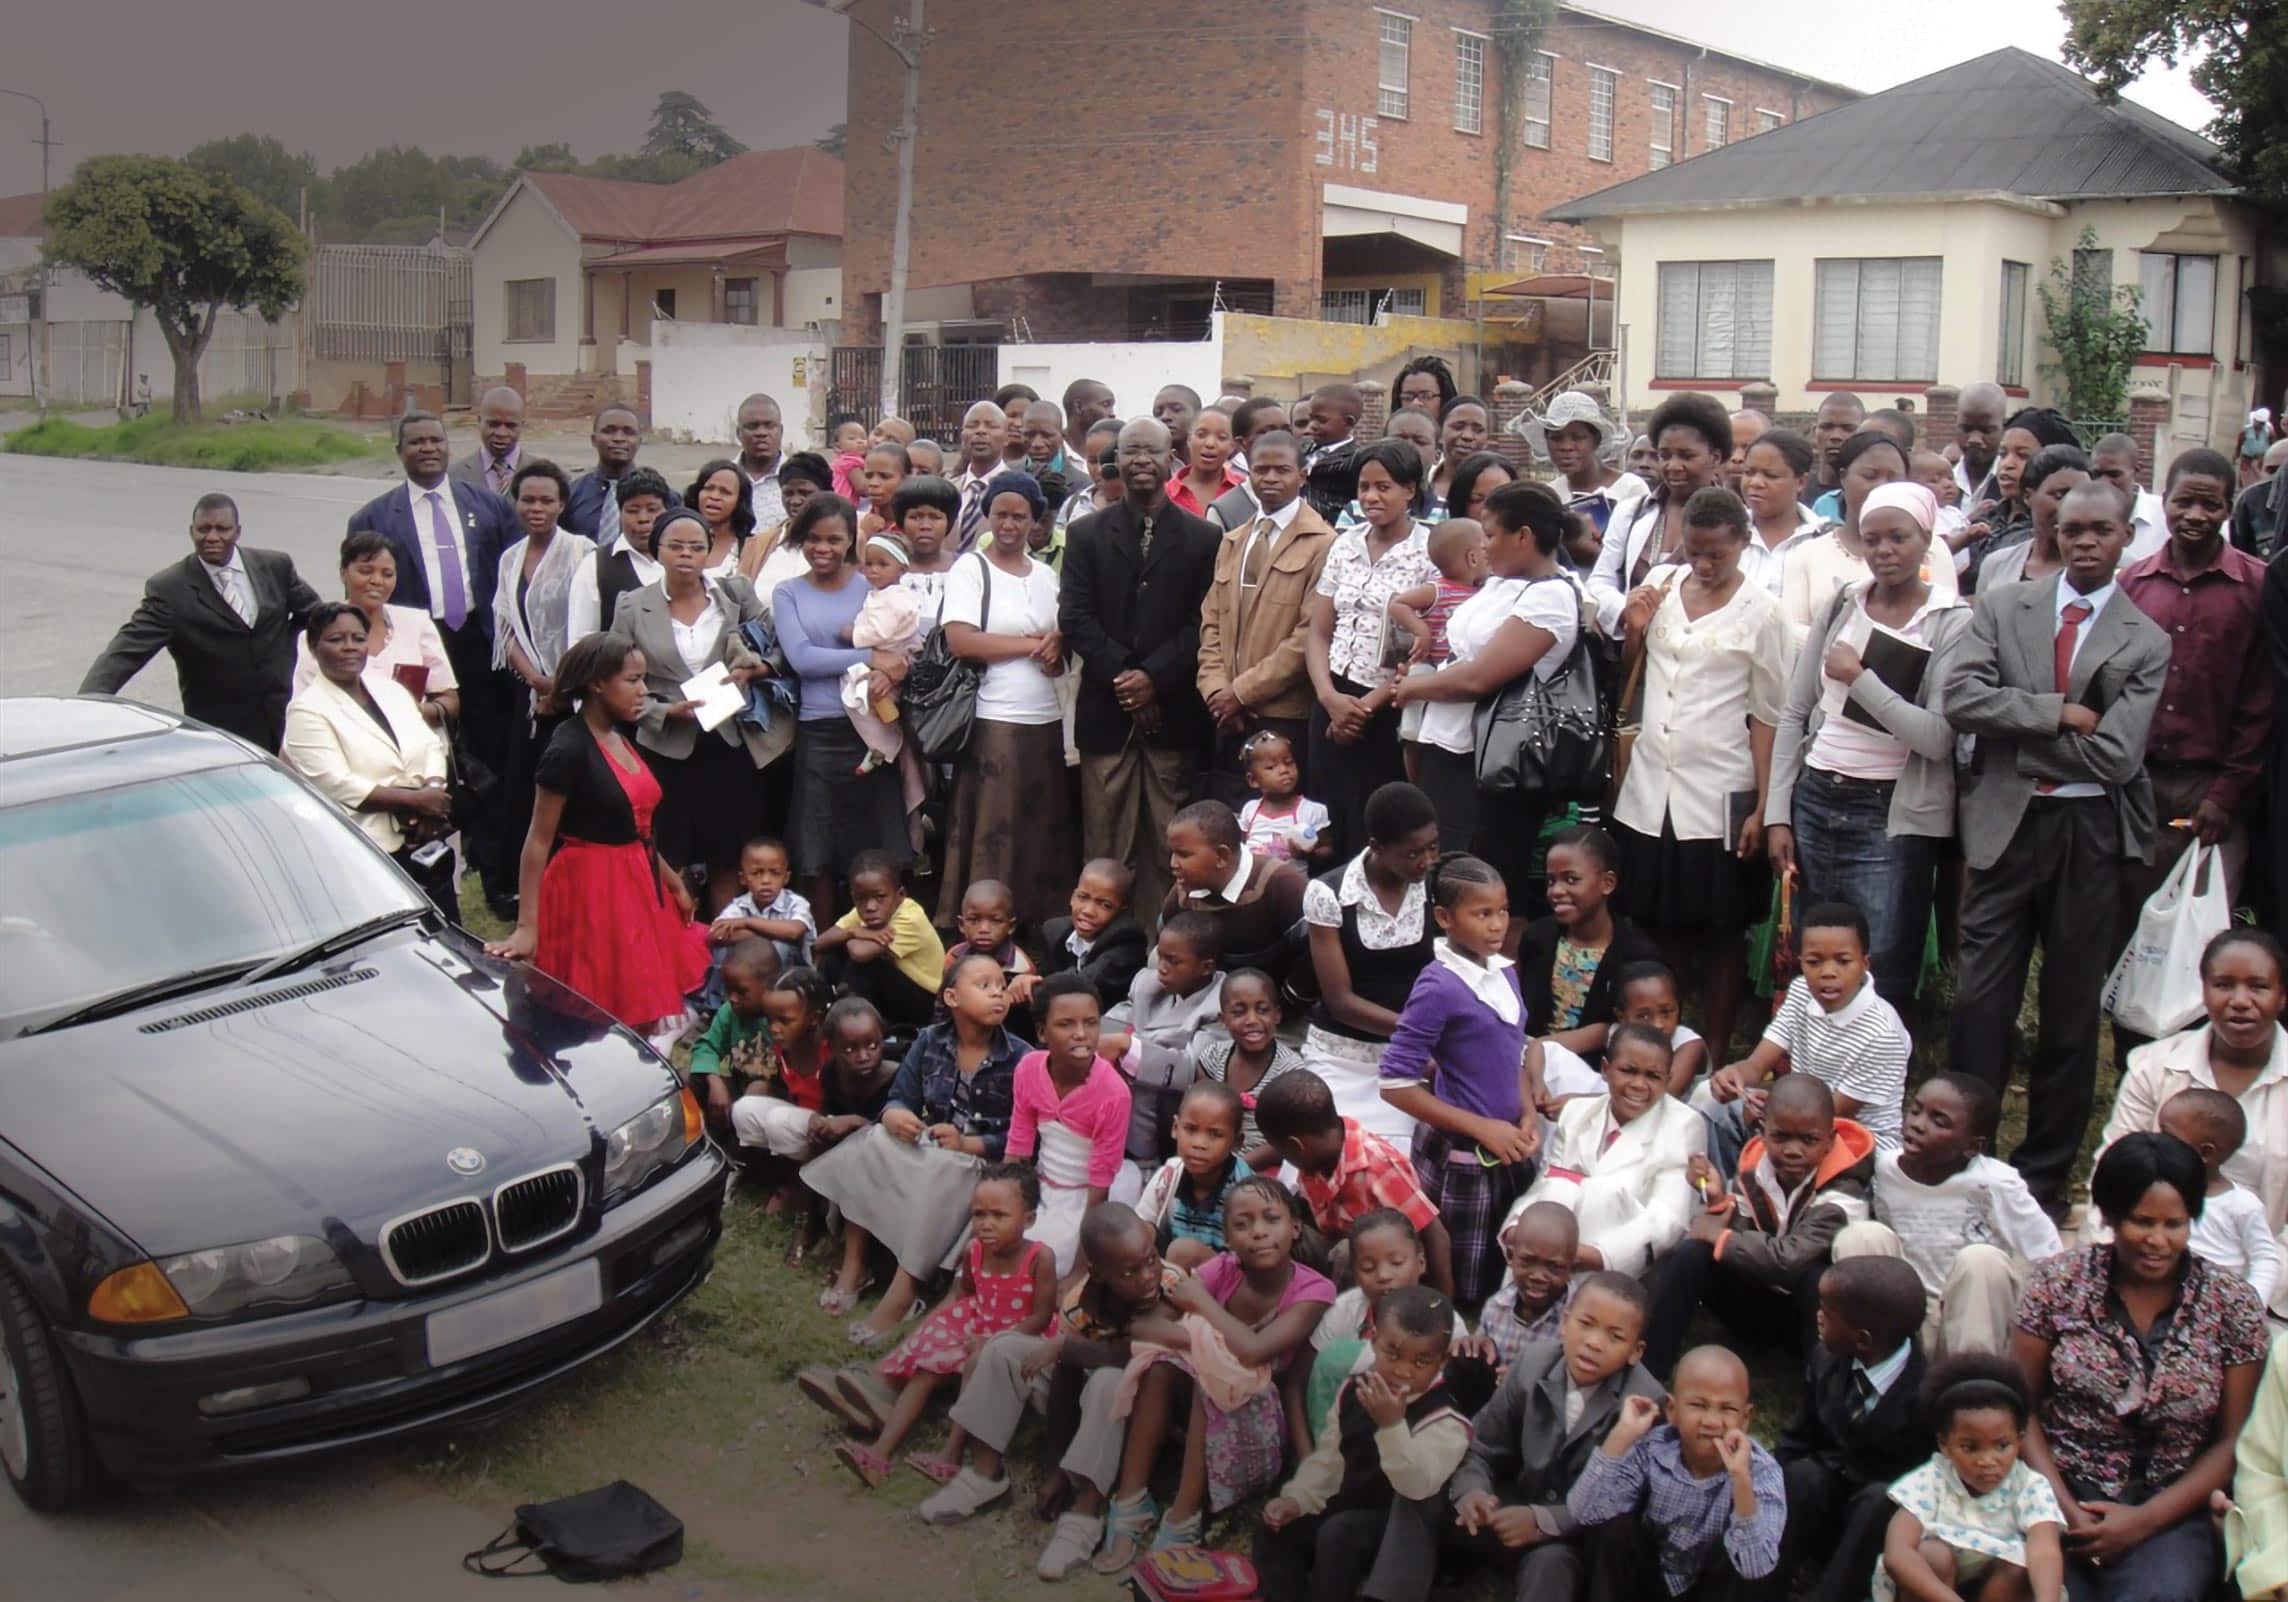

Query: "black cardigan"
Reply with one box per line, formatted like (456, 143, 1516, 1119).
(1514, 915, 1664, 1050)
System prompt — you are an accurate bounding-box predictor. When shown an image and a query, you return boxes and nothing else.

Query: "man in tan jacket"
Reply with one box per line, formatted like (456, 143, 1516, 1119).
(1197, 430, 1338, 804)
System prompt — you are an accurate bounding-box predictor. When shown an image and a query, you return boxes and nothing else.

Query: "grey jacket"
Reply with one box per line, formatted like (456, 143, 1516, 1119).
(607, 576, 787, 767)
(1765, 584, 1974, 839)
(449, 449, 510, 496)
(1106, 968, 1229, 1163)
(1943, 573, 2168, 872)
(1448, 1337, 1666, 1534)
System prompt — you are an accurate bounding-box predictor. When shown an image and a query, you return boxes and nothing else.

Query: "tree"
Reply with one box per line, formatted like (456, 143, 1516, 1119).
(1489, 0, 1559, 274)
(641, 90, 747, 165)
(2037, 226, 2148, 422)
(2062, 0, 2288, 209)
(323, 145, 506, 242)
(512, 142, 581, 173)
(815, 123, 847, 158)
(187, 134, 321, 222)
(44, 156, 306, 422)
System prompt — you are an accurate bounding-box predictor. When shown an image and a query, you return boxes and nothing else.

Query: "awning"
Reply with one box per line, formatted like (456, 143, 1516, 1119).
(585, 238, 788, 271)
(1484, 273, 1608, 299)
(1320, 183, 1467, 259)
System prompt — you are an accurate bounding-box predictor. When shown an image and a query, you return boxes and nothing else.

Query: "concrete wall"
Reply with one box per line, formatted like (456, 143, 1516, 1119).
(995, 339, 1227, 423)
(648, 320, 829, 447)
(1217, 309, 1484, 405)
(473, 187, 582, 379)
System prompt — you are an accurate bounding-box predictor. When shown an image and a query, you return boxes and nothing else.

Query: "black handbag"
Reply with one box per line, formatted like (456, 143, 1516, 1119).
(464, 1480, 683, 1581)
(1472, 580, 1610, 799)
(900, 551, 993, 762)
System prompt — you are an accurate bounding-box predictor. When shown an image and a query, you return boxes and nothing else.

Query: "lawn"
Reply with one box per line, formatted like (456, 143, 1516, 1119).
(5, 412, 383, 472)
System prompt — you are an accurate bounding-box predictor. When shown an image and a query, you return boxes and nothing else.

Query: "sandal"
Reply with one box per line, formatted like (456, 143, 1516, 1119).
(1152, 1511, 1204, 1551)
(903, 1452, 960, 1485)
(847, 1319, 891, 1349)
(783, 1231, 814, 1267)
(1090, 1490, 1158, 1575)
(833, 1441, 893, 1489)
(817, 1276, 874, 1317)
(795, 1366, 876, 1433)
(835, 1369, 897, 1434)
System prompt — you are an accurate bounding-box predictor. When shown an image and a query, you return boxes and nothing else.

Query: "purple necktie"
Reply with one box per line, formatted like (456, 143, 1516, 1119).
(425, 490, 469, 631)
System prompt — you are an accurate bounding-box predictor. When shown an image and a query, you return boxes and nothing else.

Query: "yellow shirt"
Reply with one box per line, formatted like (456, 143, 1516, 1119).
(836, 898, 945, 995)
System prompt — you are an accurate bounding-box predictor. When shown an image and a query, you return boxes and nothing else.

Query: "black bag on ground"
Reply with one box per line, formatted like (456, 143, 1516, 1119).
(463, 1480, 683, 1582)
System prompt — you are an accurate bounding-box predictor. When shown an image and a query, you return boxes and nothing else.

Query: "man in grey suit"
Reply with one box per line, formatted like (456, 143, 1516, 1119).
(449, 386, 526, 499)
(1945, 480, 2168, 1212)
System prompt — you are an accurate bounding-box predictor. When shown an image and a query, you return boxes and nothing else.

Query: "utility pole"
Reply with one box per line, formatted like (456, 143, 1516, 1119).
(1, 87, 55, 411)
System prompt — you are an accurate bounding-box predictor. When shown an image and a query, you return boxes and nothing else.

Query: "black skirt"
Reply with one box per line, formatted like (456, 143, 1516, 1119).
(1308, 674, 1405, 863)
(645, 732, 763, 875)
(1614, 814, 1766, 934)
(789, 716, 910, 878)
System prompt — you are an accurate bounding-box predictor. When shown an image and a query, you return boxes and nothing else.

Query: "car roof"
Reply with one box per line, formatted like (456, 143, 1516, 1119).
(0, 697, 263, 807)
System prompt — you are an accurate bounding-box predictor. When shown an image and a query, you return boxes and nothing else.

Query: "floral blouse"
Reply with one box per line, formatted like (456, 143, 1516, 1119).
(2016, 1244, 2268, 1499)
(1313, 522, 1437, 685)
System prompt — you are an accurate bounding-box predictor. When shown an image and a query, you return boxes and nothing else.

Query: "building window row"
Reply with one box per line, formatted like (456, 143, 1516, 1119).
(1452, 30, 1484, 134)
(1323, 285, 1428, 324)
(1377, 11, 1412, 120)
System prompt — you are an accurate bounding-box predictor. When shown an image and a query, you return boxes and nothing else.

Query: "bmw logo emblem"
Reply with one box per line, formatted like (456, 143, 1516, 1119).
(446, 1147, 487, 1177)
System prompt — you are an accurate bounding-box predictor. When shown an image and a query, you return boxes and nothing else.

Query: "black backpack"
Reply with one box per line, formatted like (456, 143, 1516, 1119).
(464, 1480, 683, 1582)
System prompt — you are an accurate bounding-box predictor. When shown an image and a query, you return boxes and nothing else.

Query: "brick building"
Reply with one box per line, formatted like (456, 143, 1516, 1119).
(836, 1, 1852, 354)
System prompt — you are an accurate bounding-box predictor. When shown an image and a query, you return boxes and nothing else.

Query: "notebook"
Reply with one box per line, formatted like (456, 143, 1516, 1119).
(1840, 625, 1931, 730)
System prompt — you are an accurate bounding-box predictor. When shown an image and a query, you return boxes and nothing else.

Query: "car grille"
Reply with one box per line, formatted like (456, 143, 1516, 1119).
(494, 1165, 584, 1253)
(382, 1200, 490, 1286)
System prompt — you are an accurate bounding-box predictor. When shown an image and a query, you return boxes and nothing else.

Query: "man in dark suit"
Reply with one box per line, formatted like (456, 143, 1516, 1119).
(1058, 417, 1221, 921)
(347, 411, 518, 907)
(563, 403, 676, 542)
(1946, 479, 2169, 1212)
(82, 492, 320, 751)
(449, 385, 525, 499)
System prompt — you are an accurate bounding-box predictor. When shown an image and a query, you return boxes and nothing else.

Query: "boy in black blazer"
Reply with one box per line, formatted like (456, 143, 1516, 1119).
(1775, 1254, 1929, 1602)
(1029, 858, 1149, 1014)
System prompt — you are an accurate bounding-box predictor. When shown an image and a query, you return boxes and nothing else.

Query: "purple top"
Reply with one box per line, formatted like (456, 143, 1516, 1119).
(1196, 1251, 1337, 1375)
(773, 573, 870, 721)
(1378, 960, 1527, 1125)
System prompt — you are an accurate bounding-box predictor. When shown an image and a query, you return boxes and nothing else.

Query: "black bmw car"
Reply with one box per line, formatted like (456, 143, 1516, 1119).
(0, 698, 728, 1510)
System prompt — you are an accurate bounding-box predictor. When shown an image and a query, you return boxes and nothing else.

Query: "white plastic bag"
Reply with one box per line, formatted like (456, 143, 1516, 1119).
(2103, 843, 2230, 1036)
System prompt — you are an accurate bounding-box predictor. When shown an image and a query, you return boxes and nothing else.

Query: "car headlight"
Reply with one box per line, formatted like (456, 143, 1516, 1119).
(157, 1234, 354, 1318)
(602, 1090, 700, 1202)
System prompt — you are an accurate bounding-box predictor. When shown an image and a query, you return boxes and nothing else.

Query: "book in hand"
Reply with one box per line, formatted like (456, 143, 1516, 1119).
(1725, 788, 1759, 847)
(391, 662, 429, 699)
(1840, 625, 1930, 730)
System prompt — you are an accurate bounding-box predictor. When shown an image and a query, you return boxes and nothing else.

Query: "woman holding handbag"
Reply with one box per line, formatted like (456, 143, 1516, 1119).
(1393, 482, 1579, 936)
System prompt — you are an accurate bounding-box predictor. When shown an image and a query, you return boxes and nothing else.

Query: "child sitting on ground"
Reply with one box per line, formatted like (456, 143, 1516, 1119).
(839, 531, 923, 774)
(1510, 1022, 1701, 1281)
(1829, 1073, 2060, 1359)
(724, 964, 834, 1163)
(1029, 857, 1148, 1014)
(1614, 961, 1709, 1099)
(1776, 1256, 1931, 1602)
(687, 937, 782, 1134)
(796, 1163, 1056, 1489)
(1191, 967, 1305, 1170)
(813, 850, 946, 1034)
(1876, 1354, 2065, 1602)
(1256, 1070, 1456, 1299)
(1643, 1075, 1876, 1381)
(1568, 1345, 1786, 1600)
(938, 878, 1040, 1040)
(704, 836, 814, 998)
(1379, 854, 1538, 1305)
(1388, 518, 1488, 782)
(1477, 1199, 1581, 1372)
(1236, 730, 1333, 865)
(1162, 799, 1309, 983)
(1005, 973, 1131, 1276)
(1102, 912, 1228, 1203)
(1254, 1286, 1474, 1602)
(1133, 1082, 1251, 1266)
(1703, 901, 1911, 1173)
(2158, 1088, 2282, 1305)
(1303, 1210, 1476, 1455)
(819, 996, 897, 1127)
(1096, 1177, 1337, 1568)
(1515, 827, 1663, 1065)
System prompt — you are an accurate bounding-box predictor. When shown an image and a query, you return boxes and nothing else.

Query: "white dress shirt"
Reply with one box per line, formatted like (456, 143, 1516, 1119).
(2044, 578, 2116, 800)
(1236, 495, 1302, 588)
(402, 481, 469, 622)
(565, 539, 664, 640)
(1432, 938, 1521, 1025)
(2126, 488, 2169, 564)
(204, 547, 256, 625)
(1741, 506, 1825, 598)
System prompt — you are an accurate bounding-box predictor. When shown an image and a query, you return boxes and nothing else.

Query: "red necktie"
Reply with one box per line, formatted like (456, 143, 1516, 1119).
(1601, 1126, 1622, 1154)
(2055, 598, 2093, 693)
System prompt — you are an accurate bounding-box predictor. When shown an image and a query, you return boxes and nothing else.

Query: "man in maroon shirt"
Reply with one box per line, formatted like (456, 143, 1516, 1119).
(2116, 446, 2271, 1045)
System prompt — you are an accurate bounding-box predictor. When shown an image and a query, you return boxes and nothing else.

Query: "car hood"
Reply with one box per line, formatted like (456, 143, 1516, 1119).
(0, 932, 680, 1259)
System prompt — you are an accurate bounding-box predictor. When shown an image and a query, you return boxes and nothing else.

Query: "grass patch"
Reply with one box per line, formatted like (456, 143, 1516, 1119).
(5, 413, 382, 471)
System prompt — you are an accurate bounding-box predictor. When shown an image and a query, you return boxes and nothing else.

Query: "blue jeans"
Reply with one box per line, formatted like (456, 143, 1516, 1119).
(1789, 766, 1935, 1007)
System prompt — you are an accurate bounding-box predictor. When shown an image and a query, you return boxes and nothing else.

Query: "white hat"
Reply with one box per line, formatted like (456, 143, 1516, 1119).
(1516, 390, 1619, 462)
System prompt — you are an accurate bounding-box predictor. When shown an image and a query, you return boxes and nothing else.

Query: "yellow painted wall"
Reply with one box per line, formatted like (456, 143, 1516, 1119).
(1221, 311, 1485, 403)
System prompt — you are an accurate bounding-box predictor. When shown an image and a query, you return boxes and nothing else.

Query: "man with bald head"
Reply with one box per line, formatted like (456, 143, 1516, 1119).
(1951, 381, 2008, 502)
(1724, 409, 1768, 495)
(734, 393, 787, 527)
(1063, 377, 1115, 458)
(1059, 418, 1222, 918)
(951, 398, 1012, 550)
(451, 386, 526, 499)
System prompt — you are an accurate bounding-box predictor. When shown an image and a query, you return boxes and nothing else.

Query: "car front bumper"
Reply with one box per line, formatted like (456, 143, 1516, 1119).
(56, 1144, 729, 1479)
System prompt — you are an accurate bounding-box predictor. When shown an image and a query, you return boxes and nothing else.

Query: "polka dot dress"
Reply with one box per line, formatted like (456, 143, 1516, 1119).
(880, 1238, 1045, 1379)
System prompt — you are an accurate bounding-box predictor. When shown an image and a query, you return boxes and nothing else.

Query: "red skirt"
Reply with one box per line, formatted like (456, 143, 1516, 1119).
(534, 838, 709, 1029)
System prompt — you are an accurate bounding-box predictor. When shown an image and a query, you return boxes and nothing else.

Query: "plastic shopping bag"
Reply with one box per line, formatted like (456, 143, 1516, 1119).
(2103, 843, 2230, 1037)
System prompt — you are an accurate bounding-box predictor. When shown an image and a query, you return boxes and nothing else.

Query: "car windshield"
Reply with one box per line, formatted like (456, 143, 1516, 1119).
(0, 763, 425, 1036)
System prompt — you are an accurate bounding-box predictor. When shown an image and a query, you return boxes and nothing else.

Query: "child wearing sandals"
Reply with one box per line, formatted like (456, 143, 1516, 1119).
(797, 1164, 1057, 1489)
(1876, 1353, 2065, 1602)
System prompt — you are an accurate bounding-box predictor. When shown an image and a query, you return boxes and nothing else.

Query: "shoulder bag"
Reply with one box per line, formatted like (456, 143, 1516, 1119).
(1472, 578, 1608, 800)
(464, 1480, 683, 1581)
(900, 551, 993, 762)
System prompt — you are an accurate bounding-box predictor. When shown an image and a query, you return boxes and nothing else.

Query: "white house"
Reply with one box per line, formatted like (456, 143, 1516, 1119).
(1547, 48, 2273, 464)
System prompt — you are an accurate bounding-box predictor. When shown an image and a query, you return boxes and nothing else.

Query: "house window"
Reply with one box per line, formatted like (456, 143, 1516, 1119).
(1322, 286, 1427, 324)
(1655, 260, 1774, 380)
(1503, 235, 1549, 274)
(2139, 250, 2216, 355)
(1755, 108, 1784, 134)
(1587, 66, 1616, 162)
(1648, 82, 1677, 169)
(651, 288, 677, 321)
(1452, 31, 1485, 134)
(724, 277, 758, 325)
(1996, 261, 2030, 389)
(1814, 257, 1944, 382)
(1704, 95, 1731, 149)
(1521, 53, 1552, 148)
(1376, 12, 1411, 120)
(505, 278, 555, 343)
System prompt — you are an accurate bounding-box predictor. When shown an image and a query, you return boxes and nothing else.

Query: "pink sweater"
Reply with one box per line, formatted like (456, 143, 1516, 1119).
(1005, 1052, 1131, 1189)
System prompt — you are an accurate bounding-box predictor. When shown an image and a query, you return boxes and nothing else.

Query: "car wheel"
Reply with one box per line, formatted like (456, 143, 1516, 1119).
(0, 1265, 90, 1512)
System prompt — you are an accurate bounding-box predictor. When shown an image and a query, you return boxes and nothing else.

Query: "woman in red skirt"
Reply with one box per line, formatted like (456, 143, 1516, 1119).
(487, 632, 709, 1041)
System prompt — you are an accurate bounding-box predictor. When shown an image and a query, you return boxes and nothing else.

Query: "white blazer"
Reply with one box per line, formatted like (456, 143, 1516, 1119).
(1506, 1092, 1702, 1278)
(282, 672, 448, 853)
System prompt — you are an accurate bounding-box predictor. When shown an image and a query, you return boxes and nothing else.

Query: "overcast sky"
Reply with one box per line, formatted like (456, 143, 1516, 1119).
(0, 0, 2215, 199)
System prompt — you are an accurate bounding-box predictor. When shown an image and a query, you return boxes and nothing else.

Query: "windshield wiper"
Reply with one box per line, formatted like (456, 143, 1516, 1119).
(25, 961, 267, 1036)
(240, 907, 435, 986)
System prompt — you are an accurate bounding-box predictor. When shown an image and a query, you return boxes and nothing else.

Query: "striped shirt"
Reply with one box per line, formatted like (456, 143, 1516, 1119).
(1761, 975, 1909, 1150)
(1419, 578, 1477, 665)
(1568, 1426, 1786, 1595)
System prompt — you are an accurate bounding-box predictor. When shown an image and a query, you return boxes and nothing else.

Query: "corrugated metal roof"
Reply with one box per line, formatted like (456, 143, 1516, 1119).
(1546, 47, 2230, 221)
(519, 149, 844, 245)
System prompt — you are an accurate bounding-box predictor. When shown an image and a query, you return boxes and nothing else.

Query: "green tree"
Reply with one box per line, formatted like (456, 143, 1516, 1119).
(323, 145, 506, 242)
(2037, 226, 2148, 421)
(641, 90, 747, 165)
(44, 156, 306, 422)
(186, 134, 321, 222)
(1489, 0, 1559, 272)
(512, 142, 581, 173)
(814, 123, 847, 158)
(2062, 0, 2288, 208)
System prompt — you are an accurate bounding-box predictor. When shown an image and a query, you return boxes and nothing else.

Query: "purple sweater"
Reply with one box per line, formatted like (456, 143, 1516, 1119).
(1378, 960, 1527, 1124)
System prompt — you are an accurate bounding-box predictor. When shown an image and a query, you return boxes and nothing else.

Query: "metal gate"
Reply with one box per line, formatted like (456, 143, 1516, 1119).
(827, 344, 1002, 442)
(308, 244, 473, 405)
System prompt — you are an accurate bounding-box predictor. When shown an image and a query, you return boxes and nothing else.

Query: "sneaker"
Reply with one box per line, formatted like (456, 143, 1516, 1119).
(1036, 1511, 1103, 1580)
(917, 1466, 1009, 1526)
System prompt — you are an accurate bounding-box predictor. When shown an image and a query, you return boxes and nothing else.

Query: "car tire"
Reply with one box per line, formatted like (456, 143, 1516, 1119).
(0, 1265, 91, 1512)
